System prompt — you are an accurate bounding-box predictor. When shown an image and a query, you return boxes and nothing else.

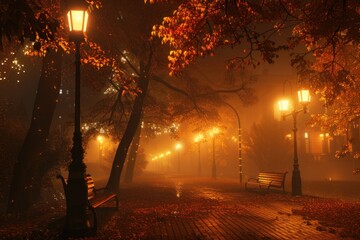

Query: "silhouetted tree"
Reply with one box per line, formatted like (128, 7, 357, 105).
(0, 0, 58, 50)
(245, 118, 292, 172)
(7, 49, 62, 213)
(124, 122, 142, 183)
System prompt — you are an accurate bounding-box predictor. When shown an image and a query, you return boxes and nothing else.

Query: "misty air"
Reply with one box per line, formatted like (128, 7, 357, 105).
(0, 0, 360, 239)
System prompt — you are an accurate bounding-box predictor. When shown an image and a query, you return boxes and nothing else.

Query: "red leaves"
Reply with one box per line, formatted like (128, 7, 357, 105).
(294, 198, 360, 238)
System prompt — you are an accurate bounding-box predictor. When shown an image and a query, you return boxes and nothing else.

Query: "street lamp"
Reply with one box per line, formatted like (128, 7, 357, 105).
(222, 102, 243, 186)
(96, 128, 106, 164)
(166, 150, 172, 172)
(208, 127, 219, 179)
(278, 86, 311, 196)
(97, 135, 104, 163)
(194, 133, 204, 176)
(64, 0, 90, 237)
(175, 143, 182, 173)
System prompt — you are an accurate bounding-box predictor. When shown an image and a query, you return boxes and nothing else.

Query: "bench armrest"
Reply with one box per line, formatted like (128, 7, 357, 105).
(247, 177, 259, 183)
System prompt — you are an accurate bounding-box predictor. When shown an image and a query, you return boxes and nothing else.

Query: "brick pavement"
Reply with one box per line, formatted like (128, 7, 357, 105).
(105, 175, 352, 240)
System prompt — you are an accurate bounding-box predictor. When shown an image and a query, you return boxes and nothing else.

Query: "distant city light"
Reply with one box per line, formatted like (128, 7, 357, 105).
(0, 53, 26, 83)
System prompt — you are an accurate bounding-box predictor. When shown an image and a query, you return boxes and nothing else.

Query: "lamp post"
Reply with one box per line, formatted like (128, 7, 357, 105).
(208, 127, 219, 179)
(222, 102, 242, 186)
(64, 0, 90, 236)
(194, 133, 204, 176)
(175, 143, 182, 173)
(96, 128, 106, 164)
(166, 151, 171, 172)
(278, 86, 311, 196)
(97, 135, 104, 163)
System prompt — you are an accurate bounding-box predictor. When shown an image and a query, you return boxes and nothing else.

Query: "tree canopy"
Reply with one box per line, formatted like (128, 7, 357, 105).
(0, 0, 59, 50)
(152, 0, 360, 141)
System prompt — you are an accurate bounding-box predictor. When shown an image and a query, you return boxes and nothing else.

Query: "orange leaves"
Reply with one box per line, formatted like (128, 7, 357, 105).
(167, 49, 194, 76)
(294, 198, 360, 238)
(82, 56, 109, 69)
(153, 0, 289, 75)
(83, 41, 111, 70)
(153, 0, 223, 75)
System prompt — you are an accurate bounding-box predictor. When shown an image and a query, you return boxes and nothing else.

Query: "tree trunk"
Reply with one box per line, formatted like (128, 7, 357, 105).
(106, 63, 149, 192)
(7, 49, 62, 214)
(124, 123, 142, 183)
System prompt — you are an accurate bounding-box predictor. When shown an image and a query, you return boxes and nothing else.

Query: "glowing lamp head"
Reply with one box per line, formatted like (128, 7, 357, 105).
(175, 143, 182, 150)
(67, 10, 88, 32)
(278, 99, 290, 112)
(297, 89, 311, 113)
(194, 133, 204, 143)
(97, 135, 104, 144)
(297, 89, 311, 103)
(208, 127, 219, 137)
(67, 0, 89, 41)
(278, 99, 291, 121)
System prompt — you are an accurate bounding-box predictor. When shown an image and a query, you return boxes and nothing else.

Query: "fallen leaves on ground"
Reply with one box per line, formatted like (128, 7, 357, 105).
(292, 197, 360, 239)
(1, 177, 360, 239)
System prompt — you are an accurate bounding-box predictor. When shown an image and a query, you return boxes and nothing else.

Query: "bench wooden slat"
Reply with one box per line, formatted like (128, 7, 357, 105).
(90, 193, 118, 209)
(245, 172, 287, 192)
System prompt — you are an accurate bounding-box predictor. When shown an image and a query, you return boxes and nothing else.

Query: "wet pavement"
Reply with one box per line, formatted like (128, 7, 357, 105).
(94, 173, 351, 240)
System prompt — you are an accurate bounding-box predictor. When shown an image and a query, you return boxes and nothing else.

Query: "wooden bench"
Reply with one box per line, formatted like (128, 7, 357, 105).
(245, 172, 287, 192)
(57, 174, 118, 231)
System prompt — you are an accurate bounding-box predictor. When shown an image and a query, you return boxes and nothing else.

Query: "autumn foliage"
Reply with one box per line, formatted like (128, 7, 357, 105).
(153, 0, 360, 151)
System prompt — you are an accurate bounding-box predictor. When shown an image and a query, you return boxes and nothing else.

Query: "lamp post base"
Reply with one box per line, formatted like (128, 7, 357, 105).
(64, 163, 93, 237)
(291, 169, 302, 196)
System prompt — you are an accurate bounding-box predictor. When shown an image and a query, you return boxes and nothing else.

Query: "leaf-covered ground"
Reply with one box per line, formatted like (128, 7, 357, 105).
(0, 176, 359, 239)
(292, 198, 360, 239)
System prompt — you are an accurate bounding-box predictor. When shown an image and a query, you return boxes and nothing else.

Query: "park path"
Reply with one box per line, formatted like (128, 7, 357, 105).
(95, 174, 351, 240)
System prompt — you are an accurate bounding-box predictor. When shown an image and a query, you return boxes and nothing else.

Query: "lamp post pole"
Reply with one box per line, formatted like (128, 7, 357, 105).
(97, 135, 104, 164)
(175, 143, 182, 174)
(291, 110, 301, 196)
(65, 37, 88, 237)
(208, 128, 219, 180)
(177, 151, 180, 173)
(194, 134, 204, 177)
(278, 83, 310, 196)
(281, 108, 303, 196)
(64, 3, 90, 236)
(223, 102, 242, 186)
(197, 142, 201, 176)
(212, 136, 216, 179)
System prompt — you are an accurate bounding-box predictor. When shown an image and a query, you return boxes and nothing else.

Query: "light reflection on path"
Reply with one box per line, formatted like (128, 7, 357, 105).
(159, 176, 342, 240)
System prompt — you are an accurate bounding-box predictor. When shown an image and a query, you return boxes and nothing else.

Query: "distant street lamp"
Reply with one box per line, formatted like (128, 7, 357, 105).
(278, 83, 311, 196)
(96, 128, 106, 163)
(222, 102, 243, 186)
(64, 0, 90, 237)
(194, 133, 204, 176)
(166, 150, 172, 172)
(97, 135, 104, 163)
(175, 143, 182, 173)
(208, 127, 219, 179)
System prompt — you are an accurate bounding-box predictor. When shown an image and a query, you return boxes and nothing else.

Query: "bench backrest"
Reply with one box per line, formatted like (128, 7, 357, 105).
(86, 174, 96, 200)
(258, 172, 287, 187)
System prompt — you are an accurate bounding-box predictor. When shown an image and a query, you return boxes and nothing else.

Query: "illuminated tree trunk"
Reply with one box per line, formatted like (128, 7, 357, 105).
(124, 123, 141, 183)
(7, 49, 62, 214)
(106, 62, 149, 192)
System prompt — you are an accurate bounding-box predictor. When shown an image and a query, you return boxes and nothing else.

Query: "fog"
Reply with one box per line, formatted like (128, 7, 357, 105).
(77, 51, 360, 202)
